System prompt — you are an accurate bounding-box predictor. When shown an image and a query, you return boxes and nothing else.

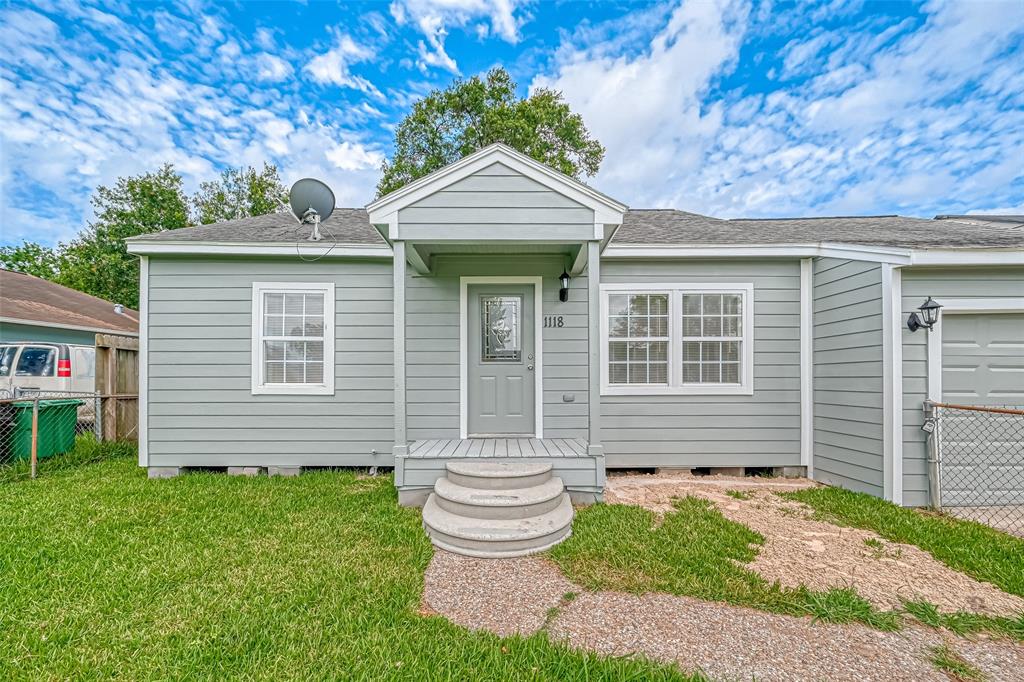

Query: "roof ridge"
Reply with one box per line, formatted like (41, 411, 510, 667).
(727, 214, 900, 222)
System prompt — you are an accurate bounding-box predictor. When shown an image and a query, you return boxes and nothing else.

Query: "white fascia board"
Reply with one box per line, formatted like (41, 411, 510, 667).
(366, 144, 626, 221)
(126, 241, 393, 258)
(603, 242, 912, 263)
(0, 316, 139, 337)
(909, 249, 1024, 266)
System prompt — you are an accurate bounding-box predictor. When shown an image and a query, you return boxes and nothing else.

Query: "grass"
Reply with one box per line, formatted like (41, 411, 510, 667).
(0, 434, 136, 483)
(549, 496, 901, 630)
(724, 490, 751, 501)
(0, 448, 693, 680)
(929, 644, 986, 681)
(784, 487, 1024, 597)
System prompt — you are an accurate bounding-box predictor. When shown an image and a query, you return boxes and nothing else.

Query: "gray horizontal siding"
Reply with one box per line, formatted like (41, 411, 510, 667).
(398, 162, 594, 237)
(812, 257, 884, 496)
(901, 266, 1024, 506)
(145, 257, 394, 467)
(405, 255, 589, 442)
(599, 259, 802, 468)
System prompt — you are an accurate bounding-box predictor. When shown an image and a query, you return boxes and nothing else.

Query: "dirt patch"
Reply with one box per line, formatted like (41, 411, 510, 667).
(423, 550, 1024, 681)
(605, 473, 1024, 616)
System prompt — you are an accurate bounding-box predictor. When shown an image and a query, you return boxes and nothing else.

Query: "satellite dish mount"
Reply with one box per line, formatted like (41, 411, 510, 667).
(287, 178, 336, 242)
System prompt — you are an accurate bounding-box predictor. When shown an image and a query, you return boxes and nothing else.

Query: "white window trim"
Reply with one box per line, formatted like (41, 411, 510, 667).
(600, 282, 755, 396)
(251, 282, 335, 396)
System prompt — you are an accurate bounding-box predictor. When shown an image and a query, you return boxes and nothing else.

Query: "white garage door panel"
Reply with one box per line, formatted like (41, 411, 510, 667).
(940, 312, 1024, 507)
(942, 313, 1024, 404)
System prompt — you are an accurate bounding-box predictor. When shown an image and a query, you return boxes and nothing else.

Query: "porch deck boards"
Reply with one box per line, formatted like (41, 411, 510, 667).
(408, 437, 588, 458)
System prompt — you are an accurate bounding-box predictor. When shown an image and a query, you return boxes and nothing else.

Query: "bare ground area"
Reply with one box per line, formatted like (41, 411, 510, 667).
(424, 550, 1024, 682)
(605, 472, 1024, 616)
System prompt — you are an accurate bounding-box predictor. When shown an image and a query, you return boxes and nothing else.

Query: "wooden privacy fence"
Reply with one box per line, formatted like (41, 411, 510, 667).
(95, 334, 139, 441)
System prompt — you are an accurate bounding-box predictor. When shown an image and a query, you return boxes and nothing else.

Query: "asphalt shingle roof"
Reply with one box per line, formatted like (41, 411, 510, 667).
(128, 208, 1024, 250)
(614, 210, 1024, 248)
(129, 208, 385, 245)
(0, 269, 139, 334)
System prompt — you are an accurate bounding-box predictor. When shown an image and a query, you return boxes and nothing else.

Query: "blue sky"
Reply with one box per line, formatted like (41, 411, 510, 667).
(2, 0, 1023, 247)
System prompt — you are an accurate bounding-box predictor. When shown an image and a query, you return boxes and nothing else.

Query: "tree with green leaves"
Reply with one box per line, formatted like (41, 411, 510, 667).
(0, 242, 61, 280)
(376, 67, 605, 197)
(192, 163, 286, 225)
(58, 164, 190, 308)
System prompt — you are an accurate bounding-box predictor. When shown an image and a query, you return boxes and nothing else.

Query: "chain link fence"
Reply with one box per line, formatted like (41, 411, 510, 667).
(925, 400, 1024, 537)
(0, 390, 137, 481)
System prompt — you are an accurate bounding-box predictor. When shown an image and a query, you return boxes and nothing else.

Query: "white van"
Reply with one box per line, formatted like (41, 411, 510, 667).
(0, 343, 97, 399)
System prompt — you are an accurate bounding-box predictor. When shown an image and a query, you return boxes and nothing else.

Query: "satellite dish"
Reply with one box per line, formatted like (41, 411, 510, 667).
(288, 178, 335, 241)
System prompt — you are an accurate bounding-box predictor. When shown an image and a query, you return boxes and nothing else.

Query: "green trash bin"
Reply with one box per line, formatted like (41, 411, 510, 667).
(9, 399, 84, 461)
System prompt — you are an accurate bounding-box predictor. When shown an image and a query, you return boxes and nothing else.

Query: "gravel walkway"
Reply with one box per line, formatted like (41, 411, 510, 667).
(423, 550, 1024, 681)
(605, 473, 1024, 616)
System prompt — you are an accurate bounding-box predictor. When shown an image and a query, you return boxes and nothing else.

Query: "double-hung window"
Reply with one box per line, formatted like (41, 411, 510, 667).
(251, 282, 335, 395)
(601, 283, 754, 395)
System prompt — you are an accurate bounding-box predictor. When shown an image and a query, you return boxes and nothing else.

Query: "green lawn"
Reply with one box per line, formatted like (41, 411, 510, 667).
(0, 447, 690, 681)
(550, 494, 1024, 640)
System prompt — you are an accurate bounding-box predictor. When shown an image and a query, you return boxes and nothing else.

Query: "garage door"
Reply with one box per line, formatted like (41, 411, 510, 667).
(939, 312, 1024, 506)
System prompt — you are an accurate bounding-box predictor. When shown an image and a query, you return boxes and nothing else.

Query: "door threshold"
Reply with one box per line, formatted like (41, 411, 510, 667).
(468, 434, 538, 439)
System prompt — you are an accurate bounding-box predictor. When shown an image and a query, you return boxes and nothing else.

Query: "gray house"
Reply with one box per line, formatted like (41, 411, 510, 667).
(127, 145, 1023, 554)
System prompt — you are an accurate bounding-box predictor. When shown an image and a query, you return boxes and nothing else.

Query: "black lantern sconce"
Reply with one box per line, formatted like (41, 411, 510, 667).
(907, 297, 942, 332)
(559, 270, 571, 302)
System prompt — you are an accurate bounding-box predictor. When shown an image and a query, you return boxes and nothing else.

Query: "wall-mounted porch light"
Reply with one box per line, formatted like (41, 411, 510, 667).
(907, 297, 942, 332)
(559, 270, 571, 302)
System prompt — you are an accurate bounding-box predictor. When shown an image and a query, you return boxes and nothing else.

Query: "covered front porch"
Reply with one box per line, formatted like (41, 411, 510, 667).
(366, 144, 627, 513)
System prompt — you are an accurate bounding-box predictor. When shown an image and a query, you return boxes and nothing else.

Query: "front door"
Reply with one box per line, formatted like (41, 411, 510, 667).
(468, 284, 535, 436)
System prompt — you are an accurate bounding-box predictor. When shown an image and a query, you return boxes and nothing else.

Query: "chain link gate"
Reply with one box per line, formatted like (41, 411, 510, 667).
(925, 400, 1024, 537)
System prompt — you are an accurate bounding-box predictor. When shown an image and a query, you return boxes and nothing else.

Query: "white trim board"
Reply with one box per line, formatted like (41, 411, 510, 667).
(127, 241, 392, 258)
(0, 316, 139, 337)
(459, 276, 544, 439)
(138, 256, 149, 467)
(926, 297, 1024, 403)
(799, 258, 813, 476)
(367, 143, 626, 227)
(598, 282, 755, 396)
(250, 281, 336, 396)
(882, 265, 903, 504)
(603, 243, 1023, 266)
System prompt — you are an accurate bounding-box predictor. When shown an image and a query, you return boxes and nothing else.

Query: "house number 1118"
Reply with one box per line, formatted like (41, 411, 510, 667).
(544, 316, 565, 328)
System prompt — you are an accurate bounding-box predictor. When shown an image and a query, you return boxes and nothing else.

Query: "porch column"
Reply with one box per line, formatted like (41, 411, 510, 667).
(587, 240, 603, 460)
(393, 240, 408, 457)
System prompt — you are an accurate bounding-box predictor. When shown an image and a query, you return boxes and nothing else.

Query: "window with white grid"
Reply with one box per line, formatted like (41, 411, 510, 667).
(601, 284, 753, 395)
(607, 293, 670, 385)
(682, 293, 743, 385)
(251, 282, 334, 395)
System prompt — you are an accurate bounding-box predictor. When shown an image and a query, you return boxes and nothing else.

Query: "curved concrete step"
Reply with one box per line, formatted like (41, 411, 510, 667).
(433, 476, 566, 519)
(445, 460, 552, 490)
(422, 493, 573, 558)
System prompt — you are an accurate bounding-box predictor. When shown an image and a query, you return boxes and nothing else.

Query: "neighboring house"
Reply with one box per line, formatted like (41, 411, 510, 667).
(126, 144, 1024, 511)
(0, 268, 139, 344)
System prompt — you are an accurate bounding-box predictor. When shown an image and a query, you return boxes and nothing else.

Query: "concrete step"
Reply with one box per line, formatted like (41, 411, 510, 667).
(445, 459, 552, 490)
(433, 476, 566, 519)
(422, 493, 573, 558)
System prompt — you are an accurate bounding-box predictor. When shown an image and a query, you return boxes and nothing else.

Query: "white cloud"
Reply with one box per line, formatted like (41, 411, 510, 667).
(0, 5, 386, 246)
(303, 33, 380, 96)
(255, 53, 293, 82)
(389, 0, 531, 74)
(534, 0, 1024, 217)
